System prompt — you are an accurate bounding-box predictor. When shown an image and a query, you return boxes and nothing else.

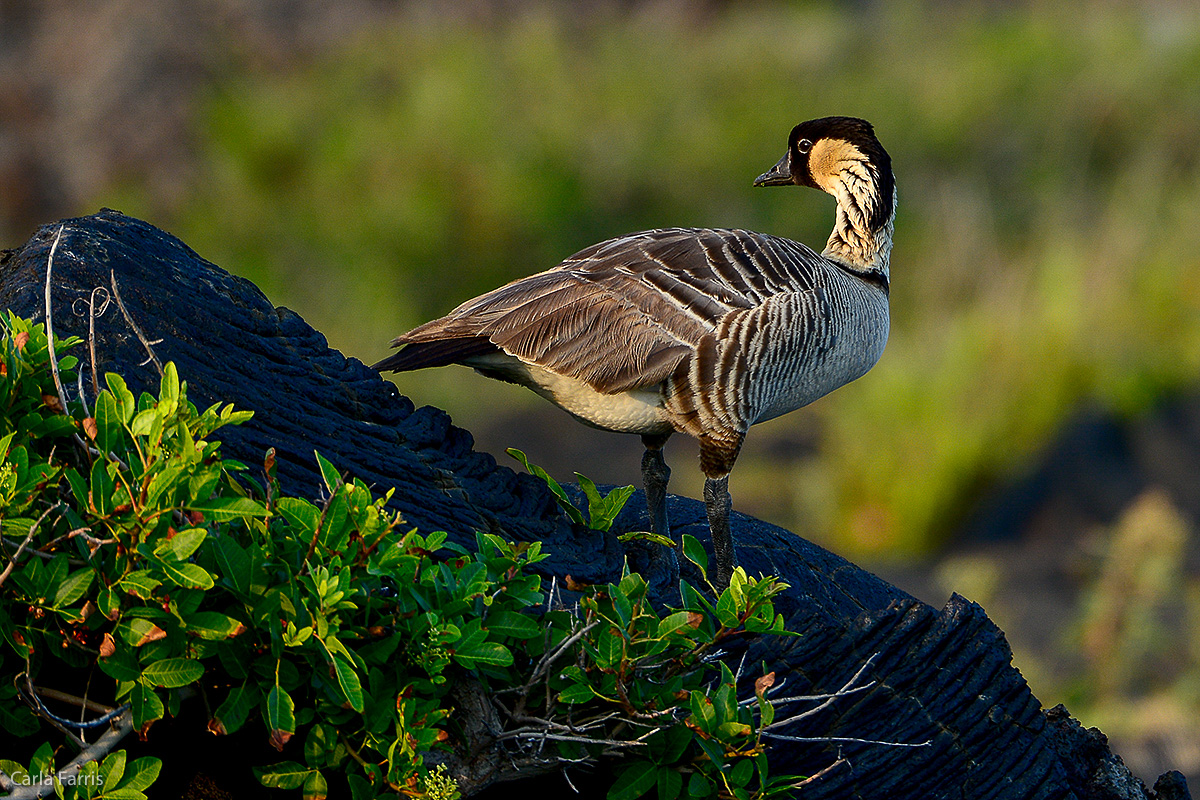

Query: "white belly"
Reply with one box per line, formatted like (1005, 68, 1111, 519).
(463, 352, 672, 435)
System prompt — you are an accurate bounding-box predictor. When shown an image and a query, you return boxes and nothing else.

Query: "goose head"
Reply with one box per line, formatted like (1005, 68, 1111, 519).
(755, 116, 896, 273)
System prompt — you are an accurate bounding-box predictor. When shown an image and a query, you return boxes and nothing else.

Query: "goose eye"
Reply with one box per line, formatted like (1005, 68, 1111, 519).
(797, 138, 813, 154)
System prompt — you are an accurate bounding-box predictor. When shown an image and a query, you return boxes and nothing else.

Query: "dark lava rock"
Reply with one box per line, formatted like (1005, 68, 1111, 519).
(1, 210, 1190, 800)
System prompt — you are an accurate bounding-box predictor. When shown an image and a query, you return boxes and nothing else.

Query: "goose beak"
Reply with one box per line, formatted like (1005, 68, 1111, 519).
(754, 153, 793, 186)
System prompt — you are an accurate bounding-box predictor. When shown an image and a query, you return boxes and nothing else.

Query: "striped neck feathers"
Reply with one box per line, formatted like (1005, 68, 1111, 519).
(810, 138, 896, 279)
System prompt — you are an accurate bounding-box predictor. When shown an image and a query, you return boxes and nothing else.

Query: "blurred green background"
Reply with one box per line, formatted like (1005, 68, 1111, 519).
(2, 0, 1198, 785)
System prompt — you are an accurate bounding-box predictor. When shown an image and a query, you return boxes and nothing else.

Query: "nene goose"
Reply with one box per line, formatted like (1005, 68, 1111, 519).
(375, 116, 895, 591)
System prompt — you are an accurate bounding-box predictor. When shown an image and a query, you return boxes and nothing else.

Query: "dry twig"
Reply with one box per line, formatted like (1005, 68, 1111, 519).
(109, 270, 161, 373)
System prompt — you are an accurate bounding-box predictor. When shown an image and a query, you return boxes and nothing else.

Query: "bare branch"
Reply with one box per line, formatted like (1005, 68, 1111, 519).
(43, 226, 72, 418)
(786, 755, 849, 790)
(762, 732, 932, 748)
(108, 270, 162, 374)
(496, 730, 648, 749)
(0, 707, 133, 800)
(763, 653, 879, 731)
(749, 681, 875, 709)
(524, 620, 600, 691)
(73, 285, 111, 398)
(30, 686, 112, 715)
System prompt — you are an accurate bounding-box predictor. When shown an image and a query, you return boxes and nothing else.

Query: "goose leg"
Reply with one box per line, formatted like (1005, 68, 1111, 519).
(704, 476, 734, 591)
(640, 433, 678, 586)
(640, 433, 673, 543)
(700, 433, 744, 592)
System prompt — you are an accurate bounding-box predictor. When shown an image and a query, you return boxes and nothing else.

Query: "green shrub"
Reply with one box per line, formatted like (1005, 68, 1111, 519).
(0, 314, 839, 800)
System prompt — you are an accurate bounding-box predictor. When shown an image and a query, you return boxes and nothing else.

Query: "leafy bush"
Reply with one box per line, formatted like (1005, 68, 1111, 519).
(0, 315, 837, 800)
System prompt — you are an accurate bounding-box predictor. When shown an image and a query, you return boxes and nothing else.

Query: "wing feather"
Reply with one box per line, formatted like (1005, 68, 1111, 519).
(382, 228, 829, 394)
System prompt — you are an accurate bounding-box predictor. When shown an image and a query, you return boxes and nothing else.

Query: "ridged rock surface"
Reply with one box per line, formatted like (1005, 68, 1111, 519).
(0, 210, 1188, 800)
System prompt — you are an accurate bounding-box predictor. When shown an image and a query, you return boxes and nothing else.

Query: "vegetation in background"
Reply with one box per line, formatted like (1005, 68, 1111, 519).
(0, 315, 855, 799)
(102, 0, 1200, 564)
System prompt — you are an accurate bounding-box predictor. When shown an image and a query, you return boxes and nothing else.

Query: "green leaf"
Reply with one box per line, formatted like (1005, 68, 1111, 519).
(141, 658, 204, 688)
(92, 391, 125, 453)
(64, 467, 88, 509)
(757, 692, 775, 729)
(594, 626, 624, 670)
(212, 684, 257, 735)
(617, 530, 675, 547)
(255, 762, 308, 790)
(304, 724, 336, 768)
(347, 775, 374, 800)
(657, 768, 683, 800)
(557, 683, 598, 704)
(89, 457, 114, 516)
(315, 451, 342, 493)
(484, 610, 540, 639)
(577, 476, 635, 532)
(303, 770, 329, 800)
(118, 618, 167, 647)
(211, 536, 251, 595)
(264, 685, 297, 744)
(98, 644, 141, 682)
(186, 611, 244, 640)
(276, 496, 321, 533)
(715, 589, 741, 629)
(143, 462, 183, 508)
(131, 682, 164, 730)
(159, 362, 180, 408)
(187, 469, 220, 504)
(129, 407, 162, 438)
(187, 496, 269, 522)
(607, 761, 657, 800)
(453, 640, 514, 668)
(157, 527, 207, 562)
(717, 721, 752, 739)
(105, 373, 136, 423)
(656, 611, 694, 639)
(693, 735, 726, 771)
(0, 763, 29, 792)
(682, 534, 708, 574)
(51, 567, 94, 609)
(330, 655, 364, 713)
(118, 571, 161, 600)
(159, 561, 214, 590)
(730, 757, 754, 788)
(114, 757, 162, 793)
(0, 699, 38, 737)
(99, 749, 127, 791)
(686, 771, 710, 797)
(689, 692, 716, 732)
(649, 725, 692, 766)
(29, 743, 54, 784)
